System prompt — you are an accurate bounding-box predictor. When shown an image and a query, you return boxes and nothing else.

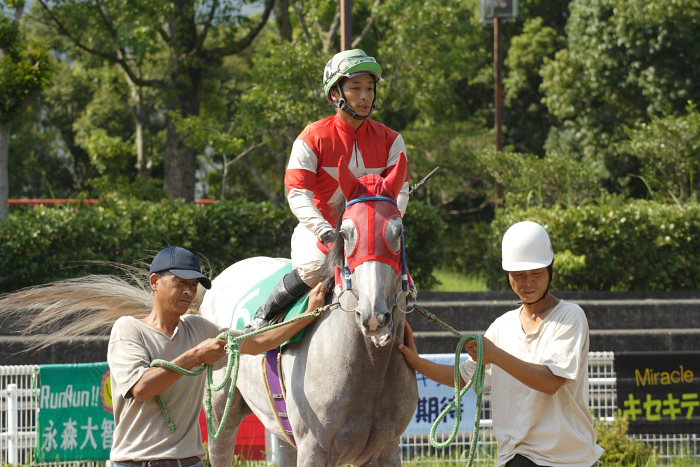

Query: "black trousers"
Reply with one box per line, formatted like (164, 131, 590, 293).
(505, 454, 599, 467)
(505, 454, 545, 467)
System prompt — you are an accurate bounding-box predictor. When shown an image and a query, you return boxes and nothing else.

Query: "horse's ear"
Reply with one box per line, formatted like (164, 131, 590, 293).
(338, 156, 360, 200)
(383, 152, 408, 199)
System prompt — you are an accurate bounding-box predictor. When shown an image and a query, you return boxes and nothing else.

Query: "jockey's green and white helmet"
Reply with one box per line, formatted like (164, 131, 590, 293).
(322, 49, 383, 102)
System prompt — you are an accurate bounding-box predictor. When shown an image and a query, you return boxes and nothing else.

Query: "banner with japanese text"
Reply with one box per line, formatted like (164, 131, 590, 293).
(615, 351, 700, 434)
(36, 362, 114, 462)
(403, 354, 476, 436)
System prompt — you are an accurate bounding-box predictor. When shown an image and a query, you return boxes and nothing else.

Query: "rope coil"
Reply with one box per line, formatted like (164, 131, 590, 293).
(414, 305, 486, 466)
(428, 334, 485, 466)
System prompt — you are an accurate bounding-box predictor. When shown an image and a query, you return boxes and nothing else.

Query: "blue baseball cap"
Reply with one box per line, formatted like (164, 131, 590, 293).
(149, 247, 212, 289)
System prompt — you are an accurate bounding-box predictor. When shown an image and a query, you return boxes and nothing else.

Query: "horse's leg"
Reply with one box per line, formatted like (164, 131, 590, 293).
(359, 445, 402, 467)
(206, 368, 251, 467)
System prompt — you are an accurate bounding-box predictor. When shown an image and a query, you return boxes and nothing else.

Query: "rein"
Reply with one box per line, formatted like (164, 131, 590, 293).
(149, 303, 337, 439)
(413, 305, 486, 467)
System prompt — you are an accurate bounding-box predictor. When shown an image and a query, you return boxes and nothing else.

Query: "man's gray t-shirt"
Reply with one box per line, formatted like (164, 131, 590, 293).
(107, 314, 231, 462)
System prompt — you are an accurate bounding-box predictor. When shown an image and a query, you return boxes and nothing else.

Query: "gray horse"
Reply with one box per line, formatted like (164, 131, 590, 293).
(202, 155, 418, 466)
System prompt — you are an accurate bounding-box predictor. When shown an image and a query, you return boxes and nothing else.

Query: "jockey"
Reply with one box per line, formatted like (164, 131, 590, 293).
(245, 49, 410, 332)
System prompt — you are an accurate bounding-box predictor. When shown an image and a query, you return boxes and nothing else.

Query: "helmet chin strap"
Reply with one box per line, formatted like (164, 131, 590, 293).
(334, 85, 377, 121)
(521, 285, 550, 306)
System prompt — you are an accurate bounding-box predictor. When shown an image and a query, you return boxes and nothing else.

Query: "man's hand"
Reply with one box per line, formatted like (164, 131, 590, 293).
(193, 338, 227, 365)
(240, 282, 329, 355)
(398, 322, 459, 387)
(398, 322, 421, 369)
(465, 336, 497, 365)
(306, 282, 329, 313)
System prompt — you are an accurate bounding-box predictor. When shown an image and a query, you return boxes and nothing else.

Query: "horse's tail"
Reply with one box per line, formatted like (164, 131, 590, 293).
(0, 265, 203, 350)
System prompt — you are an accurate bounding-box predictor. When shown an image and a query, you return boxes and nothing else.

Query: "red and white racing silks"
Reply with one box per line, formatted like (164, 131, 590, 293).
(285, 115, 410, 239)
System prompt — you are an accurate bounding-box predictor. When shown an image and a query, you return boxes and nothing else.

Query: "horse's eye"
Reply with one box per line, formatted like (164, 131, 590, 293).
(384, 217, 402, 254)
(341, 218, 358, 256)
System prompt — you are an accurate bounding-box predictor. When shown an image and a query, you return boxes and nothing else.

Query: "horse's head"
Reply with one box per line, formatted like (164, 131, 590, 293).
(332, 153, 413, 344)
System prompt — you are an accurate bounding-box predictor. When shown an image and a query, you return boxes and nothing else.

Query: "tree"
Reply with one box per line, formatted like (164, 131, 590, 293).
(34, 0, 275, 201)
(541, 0, 700, 195)
(172, 0, 386, 203)
(619, 107, 700, 203)
(0, 0, 53, 219)
(177, 39, 326, 204)
(504, 17, 563, 155)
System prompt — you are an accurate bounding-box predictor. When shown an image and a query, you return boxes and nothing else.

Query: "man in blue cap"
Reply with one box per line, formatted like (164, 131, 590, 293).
(108, 247, 326, 467)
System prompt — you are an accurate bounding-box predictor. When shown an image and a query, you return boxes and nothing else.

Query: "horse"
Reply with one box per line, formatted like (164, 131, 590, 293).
(0, 154, 418, 467)
(202, 154, 418, 466)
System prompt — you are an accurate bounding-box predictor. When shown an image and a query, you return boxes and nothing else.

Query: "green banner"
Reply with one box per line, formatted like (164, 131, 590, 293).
(36, 362, 113, 462)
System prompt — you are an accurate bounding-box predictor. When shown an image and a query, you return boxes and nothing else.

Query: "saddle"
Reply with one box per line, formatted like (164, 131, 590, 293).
(232, 262, 311, 347)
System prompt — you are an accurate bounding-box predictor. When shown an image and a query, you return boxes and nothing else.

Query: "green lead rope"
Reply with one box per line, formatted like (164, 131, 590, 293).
(429, 334, 486, 466)
(150, 330, 241, 438)
(149, 305, 333, 438)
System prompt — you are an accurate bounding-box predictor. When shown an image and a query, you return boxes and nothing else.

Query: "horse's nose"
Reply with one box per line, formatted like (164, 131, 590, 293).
(362, 310, 391, 332)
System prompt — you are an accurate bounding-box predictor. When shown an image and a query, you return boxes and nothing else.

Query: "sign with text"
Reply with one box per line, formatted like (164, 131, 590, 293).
(403, 354, 477, 436)
(36, 362, 113, 462)
(615, 352, 700, 434)
(479, 0, 519, 23)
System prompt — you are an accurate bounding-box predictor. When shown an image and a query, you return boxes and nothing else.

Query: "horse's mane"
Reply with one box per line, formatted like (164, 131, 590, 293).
(320, 211, 346, 289)
(0, 263, 202, 350)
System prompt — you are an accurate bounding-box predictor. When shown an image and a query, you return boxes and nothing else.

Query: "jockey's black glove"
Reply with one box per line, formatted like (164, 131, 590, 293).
(320, 230, 337, 248)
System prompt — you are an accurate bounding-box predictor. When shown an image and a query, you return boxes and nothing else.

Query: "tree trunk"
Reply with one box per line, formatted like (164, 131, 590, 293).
(275, 0, 292, 41)
(163, 0, 204, 201)
(135, 112, 149, 178)
(0, 123, 10, 219)
(163, 72, 202, 200)
(244, 158, 282, 209)
(165, 120, 197, 200)
(124, 74, 151, 178)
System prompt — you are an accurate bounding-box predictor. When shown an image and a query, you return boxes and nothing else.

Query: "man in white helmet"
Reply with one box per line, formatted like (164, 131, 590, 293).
(399, 221, 603, 467)
(245, 49, 410, 331)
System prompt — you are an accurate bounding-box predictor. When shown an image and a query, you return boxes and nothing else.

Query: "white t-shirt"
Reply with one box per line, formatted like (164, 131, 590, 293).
(108, 314, 228, 462)
(460, 300, 603, 467)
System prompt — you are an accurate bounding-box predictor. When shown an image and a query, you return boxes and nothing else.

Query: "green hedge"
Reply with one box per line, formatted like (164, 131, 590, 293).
(484, 200, 700, 291)
(0, 198, 444, 293)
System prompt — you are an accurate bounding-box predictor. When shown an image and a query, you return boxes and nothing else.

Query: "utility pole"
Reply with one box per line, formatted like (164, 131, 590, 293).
(340, 0, 352, 51)
(479, 0, 518, 206)
(494, 16, 504, 202)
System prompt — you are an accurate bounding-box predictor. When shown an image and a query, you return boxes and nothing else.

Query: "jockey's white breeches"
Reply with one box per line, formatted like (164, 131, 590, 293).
(291, 223, 326, 287)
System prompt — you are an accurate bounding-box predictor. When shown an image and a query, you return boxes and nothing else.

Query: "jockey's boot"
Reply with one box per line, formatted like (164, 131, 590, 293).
(244, 269, 311, 333)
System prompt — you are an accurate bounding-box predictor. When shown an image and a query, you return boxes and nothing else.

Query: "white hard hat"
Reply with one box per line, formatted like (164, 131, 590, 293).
(501, 221, 554, 271)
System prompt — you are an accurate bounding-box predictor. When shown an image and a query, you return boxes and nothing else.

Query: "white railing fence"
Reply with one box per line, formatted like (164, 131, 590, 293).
(1, 366, 39, 466)
(2, 353, 698, 466)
